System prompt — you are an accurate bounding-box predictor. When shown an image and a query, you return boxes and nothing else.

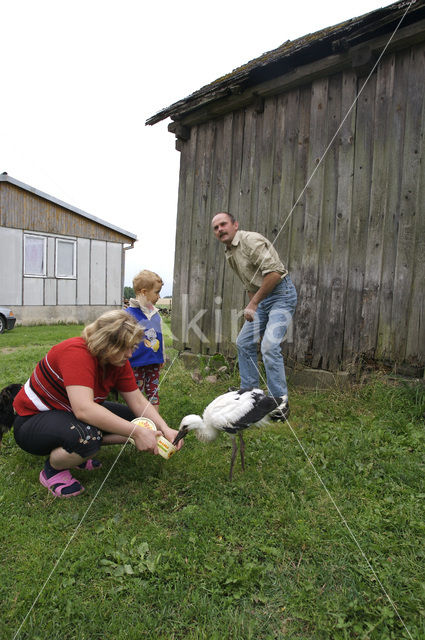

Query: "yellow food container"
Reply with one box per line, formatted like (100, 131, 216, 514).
(156, 436, 177, 460)
(129, 417, 177, 459)
(131, 417, 157, 430)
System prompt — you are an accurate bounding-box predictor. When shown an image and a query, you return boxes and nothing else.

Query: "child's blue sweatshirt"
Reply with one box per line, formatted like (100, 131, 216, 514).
(126, 299, 164, 366)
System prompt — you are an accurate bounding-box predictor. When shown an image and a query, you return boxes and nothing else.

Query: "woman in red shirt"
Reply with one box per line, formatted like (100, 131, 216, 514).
(13, 310, 182, 498)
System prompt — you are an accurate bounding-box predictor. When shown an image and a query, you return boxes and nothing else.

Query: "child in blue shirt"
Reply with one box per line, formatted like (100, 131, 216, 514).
(126, 270, 165, 407)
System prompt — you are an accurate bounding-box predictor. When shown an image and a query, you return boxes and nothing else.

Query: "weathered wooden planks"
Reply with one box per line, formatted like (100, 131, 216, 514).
(295, 77, 329, 365)
(406, 47, 425, 363)
(392, 45, 425, 362)
(375, 53, 402, 362)
(172, 40, 425, 372)
(170, 126, 198, 350)
(285, 87, 311, 363)
(311, 72, 342, 370)
(201, 114, 233, 354)
(343, 69, 376, 366)
(326, 71, 357, 371)
(359, 54, 395, 361)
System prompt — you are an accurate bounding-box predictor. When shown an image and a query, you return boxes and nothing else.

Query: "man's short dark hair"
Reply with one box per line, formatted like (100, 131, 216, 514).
(220, 212, 236, 223)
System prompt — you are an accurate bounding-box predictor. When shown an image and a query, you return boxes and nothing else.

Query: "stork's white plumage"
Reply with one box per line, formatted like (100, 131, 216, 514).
(173, 389, 287, 479)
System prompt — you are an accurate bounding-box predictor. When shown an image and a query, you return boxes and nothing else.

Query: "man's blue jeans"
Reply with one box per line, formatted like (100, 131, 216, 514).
(236, 276, 297, 398)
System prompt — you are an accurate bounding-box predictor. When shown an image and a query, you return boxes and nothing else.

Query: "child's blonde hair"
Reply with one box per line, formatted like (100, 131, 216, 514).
(133, 270, 163, 294)
(82, 310, 143, 366)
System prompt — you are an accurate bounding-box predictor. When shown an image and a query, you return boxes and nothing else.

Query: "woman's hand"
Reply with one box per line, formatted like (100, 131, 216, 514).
(160, 425, 184, 450)
(132, 427, 162, 454)
(66, 386, 162, 455)
(122, 390, 184, 449)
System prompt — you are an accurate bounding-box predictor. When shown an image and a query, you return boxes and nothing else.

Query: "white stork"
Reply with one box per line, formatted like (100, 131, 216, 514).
(173, 389, 287, 480)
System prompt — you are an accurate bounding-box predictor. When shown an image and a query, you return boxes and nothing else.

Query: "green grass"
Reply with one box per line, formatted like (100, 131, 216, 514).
(1, 324, 425, 639)
(0, 325, 85, 383)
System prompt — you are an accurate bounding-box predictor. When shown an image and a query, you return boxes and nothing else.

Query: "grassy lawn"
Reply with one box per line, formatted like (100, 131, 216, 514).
(1, 324, 424, 639)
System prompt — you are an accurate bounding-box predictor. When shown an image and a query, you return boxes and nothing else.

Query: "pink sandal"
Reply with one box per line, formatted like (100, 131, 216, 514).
(77, 458, 102, 471)
(39, 469, 85, 498)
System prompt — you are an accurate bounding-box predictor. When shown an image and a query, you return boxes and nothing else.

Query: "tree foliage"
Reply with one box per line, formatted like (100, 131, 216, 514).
(124, 286, 134, 300)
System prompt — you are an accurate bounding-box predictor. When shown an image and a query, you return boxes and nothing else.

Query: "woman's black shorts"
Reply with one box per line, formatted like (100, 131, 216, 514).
(13, 402, 135, 457)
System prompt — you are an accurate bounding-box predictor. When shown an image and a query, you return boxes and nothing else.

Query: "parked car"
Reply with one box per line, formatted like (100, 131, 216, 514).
(0, 307, 16, 333)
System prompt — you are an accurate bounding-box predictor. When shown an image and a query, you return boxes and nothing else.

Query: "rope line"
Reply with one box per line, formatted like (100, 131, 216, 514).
(12, 351, 181, 640)
(251, 355, 413, 639)
(13, 2, 417, 636)
(249, 0, 416, 284)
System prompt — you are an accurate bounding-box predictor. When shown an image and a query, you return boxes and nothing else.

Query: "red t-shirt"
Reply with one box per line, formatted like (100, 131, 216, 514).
(13, 337, 138, 416)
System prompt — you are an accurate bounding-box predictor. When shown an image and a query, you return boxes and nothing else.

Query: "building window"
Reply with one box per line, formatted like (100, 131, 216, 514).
(56, 239, 76, 278)
(24, 234, 46, 276)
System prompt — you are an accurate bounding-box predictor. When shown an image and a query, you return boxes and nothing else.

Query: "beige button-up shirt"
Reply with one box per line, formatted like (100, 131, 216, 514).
(224, 230, 288, 292)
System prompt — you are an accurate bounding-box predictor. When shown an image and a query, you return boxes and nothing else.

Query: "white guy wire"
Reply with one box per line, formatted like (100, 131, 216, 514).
(252, 355, 413, 639)
(250, 0, 416, 284)
(239, 7, 417, 629)
(13, 2, 417, 636)
(12, 350, 181, 640)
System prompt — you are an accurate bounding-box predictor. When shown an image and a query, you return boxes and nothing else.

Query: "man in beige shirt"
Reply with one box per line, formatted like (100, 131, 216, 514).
(212, 212, 297, 419)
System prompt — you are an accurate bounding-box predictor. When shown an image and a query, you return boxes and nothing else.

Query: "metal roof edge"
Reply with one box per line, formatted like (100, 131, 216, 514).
(0, 173, 137, 241)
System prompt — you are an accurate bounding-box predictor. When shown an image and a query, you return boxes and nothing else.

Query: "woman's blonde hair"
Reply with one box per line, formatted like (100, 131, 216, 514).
(82, 310, 143, 365)
(133, 269, 163, 294)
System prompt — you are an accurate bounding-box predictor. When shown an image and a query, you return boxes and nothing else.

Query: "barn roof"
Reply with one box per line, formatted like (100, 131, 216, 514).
(146, 0, 424, 126)
(0, 172, 137, 241)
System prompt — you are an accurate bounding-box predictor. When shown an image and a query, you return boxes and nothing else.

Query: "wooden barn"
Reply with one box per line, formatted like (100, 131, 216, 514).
(147, 0, 425, 376)
(0, 173, 136, 325)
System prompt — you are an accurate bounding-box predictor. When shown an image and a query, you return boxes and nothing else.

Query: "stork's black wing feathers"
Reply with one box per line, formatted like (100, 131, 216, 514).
(221, 391, 277, 433)
(203, 389, 280, 435)
(221, 422, 251, 435)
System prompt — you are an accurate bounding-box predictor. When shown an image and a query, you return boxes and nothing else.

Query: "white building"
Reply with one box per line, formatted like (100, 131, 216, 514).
(0, 173, 136, 325)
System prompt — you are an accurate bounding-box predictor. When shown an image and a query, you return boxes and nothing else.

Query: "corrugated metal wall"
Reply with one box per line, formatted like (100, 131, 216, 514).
(171, 42, 425, 371)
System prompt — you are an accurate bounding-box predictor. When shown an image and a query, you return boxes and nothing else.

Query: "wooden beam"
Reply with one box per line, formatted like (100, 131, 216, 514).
(350, 44, 378, 76)
(253, 94, 265, 113)
(168, 121, 191, 141)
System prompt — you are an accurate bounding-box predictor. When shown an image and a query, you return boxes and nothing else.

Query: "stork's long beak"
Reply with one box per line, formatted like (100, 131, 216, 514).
(173, 429, 187, 446)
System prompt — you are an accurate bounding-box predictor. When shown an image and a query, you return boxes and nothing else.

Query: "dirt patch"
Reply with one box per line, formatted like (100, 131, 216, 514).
(0, 347, 18, 354)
